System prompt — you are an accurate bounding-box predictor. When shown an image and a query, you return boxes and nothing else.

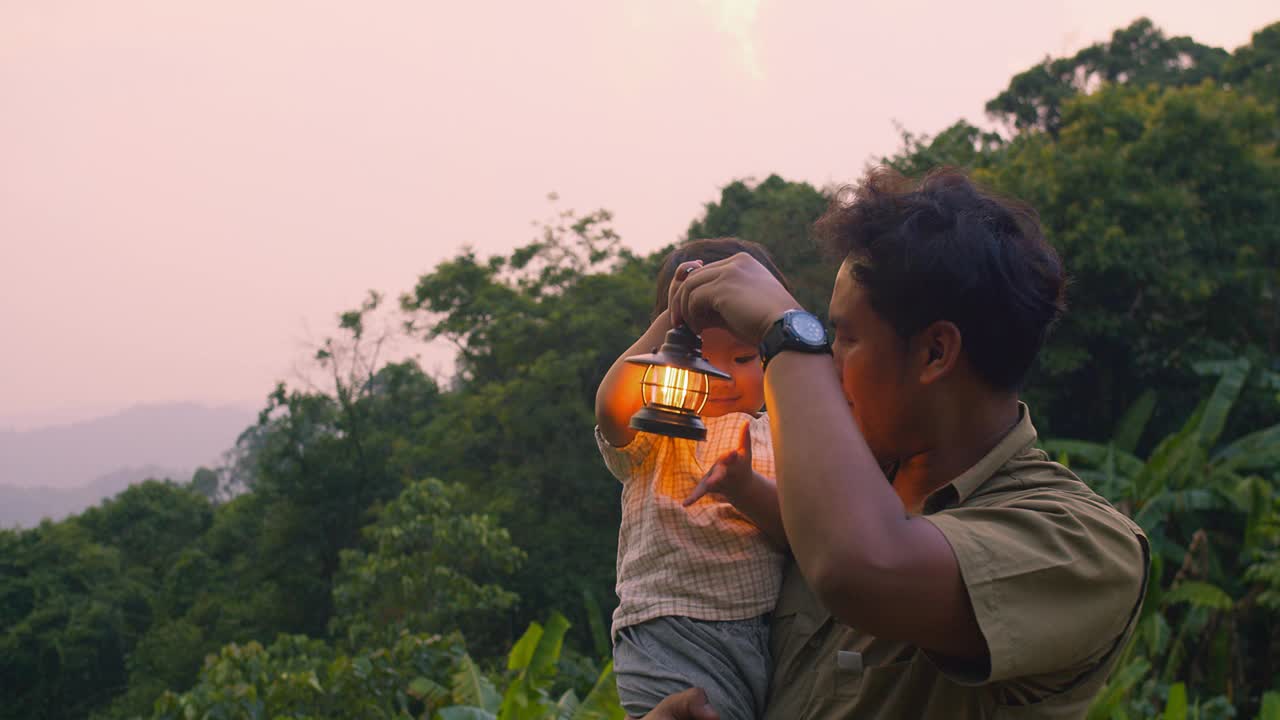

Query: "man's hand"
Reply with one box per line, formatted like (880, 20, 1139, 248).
(634, 688, 720, 720)
(685, 421, 755, 507)
(668, 252, 800, 345)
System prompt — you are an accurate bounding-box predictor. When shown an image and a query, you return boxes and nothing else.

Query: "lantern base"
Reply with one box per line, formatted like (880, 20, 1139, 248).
(629, 407, 708, 441)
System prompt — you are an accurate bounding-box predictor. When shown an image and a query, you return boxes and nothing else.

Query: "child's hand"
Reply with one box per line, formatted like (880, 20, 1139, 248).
(684, 421, 756, 507)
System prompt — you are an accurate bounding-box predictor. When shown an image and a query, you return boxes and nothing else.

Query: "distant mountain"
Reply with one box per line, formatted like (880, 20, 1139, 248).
(0, 402, 255, 489)
(0, 465, 186, 529)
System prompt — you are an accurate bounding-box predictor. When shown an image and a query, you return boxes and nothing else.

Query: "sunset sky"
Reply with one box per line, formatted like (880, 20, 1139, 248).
(2, 1, 1276, 430)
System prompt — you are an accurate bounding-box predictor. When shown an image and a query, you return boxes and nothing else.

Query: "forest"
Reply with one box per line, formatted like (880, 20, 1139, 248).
(2, 18, 1279, 720)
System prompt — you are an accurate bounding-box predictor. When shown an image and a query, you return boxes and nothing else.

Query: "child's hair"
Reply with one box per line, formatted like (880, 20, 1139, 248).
(652, 238, 791, 320)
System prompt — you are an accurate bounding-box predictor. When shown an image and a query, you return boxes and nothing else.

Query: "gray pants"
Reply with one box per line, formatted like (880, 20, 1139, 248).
(614, 615, 770, 720)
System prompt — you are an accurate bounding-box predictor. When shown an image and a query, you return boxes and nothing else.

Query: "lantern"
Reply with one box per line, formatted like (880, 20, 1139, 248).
(624, 325, 731, 441)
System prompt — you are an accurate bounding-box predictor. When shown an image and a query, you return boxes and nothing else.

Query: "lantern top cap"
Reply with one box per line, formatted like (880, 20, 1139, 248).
(624, 325, 732, 380)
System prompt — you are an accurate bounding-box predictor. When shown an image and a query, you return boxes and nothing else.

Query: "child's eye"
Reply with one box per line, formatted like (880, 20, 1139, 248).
(733, 354, 759, 365)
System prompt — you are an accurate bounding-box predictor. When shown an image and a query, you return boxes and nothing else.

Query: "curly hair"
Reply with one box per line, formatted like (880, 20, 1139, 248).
(814, 167, 1066, 391)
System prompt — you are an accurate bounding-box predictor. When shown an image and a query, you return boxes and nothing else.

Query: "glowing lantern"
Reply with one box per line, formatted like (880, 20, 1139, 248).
(625, 325, 731, 441)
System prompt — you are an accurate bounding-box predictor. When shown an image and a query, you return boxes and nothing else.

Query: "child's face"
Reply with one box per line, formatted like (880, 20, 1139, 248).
(698, 327, 766, 417)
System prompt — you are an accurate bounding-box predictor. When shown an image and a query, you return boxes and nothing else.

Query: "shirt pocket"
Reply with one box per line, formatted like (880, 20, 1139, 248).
(833, 654, 913, 701)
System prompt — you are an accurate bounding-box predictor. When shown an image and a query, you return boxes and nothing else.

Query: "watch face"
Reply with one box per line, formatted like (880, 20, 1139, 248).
(788, 312, 827, 344)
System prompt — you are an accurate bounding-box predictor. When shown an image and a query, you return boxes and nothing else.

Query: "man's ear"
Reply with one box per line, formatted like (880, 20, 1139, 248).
(916, 320, 961, 385)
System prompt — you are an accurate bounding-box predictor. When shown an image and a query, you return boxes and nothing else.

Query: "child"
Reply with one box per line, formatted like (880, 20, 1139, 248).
(594, 238, 789, 720)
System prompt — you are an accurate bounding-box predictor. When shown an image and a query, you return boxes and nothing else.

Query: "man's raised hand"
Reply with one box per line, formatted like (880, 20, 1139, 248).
(668, 251, 800, 345)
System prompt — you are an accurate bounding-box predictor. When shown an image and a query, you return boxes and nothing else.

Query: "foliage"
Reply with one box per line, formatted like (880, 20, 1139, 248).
(1047, 359, 1280, 718)
(153, 631, 465, 719)
(435, 613, 624, 720)
(398, 206, 654, 635)
(151, 614, 624, 720)
(332, 478, 524, 654)
(686, 174, 833, 321)
(4, 17, 1280, 718)
(985, 18, 1230, 135)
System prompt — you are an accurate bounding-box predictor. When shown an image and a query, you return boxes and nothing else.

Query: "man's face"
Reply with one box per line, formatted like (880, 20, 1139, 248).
(828, 258, 924, 465)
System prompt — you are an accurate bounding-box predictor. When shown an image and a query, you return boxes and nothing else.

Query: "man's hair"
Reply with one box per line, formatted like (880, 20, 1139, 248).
(814, 167, 1066, 391)
(652, 237, 790, 319)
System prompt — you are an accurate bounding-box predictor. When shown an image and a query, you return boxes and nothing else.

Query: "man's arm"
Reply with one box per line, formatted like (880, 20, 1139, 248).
(763, 352, 985, 659)
(669, 253, 985, 659)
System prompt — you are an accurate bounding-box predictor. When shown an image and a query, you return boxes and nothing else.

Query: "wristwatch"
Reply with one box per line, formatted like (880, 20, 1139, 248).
(759, 310, 831, 368)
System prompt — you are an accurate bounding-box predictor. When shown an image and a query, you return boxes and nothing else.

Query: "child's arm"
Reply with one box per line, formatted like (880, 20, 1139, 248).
(595, 312, 673, 447)
(684, 422, 788, 549)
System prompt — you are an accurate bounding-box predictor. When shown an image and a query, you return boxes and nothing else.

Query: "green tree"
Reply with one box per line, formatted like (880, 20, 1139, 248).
(986, 18, 1230, 134)
(152, 631, 465, 719)
(0, 522, 150, 720)
(1223, 22, 1280, 107)
(332, 478, 524, 654)
(979, 80, 1280, 439)
(686, 175, 833, 320)
(400, 207, 653, 634)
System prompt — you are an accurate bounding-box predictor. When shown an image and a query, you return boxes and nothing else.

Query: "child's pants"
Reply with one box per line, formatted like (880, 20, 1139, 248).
(613, 614, 770, 720)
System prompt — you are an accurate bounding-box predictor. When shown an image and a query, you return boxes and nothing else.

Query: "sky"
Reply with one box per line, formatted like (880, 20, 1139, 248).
(2, 0, 1276, 430)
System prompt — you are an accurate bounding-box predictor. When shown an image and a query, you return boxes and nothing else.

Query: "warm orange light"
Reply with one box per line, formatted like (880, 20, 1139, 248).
(640, 364, 710, 414)
(625, 324, 728, 440)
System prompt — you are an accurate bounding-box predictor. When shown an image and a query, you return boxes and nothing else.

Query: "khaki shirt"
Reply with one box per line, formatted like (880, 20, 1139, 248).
(764, 406, 1149, 719)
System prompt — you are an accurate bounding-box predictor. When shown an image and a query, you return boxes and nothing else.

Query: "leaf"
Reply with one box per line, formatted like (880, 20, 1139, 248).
(1114, 389, 1157, 454)
(410, 676, 448, 704)
(436, 708, 498, 720)
(1191, 357, 1249, 448)
(1163, 682, 1187, 720)
(572, 661, 626, 720)
(452, 654, 501, 712)
(528, 612, 571, 684)
(1211, 423, 1280, 473)
(555, 690, 580, 720)
(1086, 658, 1150, 720)
(507, 622, 544, 672)
(1258, 691, 1280, 720)
(582, 587, 610, 661)
(1161, 581, 1233, 611)
(1041, 440, 1144, 483)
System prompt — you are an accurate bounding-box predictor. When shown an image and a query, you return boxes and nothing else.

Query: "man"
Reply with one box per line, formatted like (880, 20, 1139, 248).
(645, 167, 1148, 718)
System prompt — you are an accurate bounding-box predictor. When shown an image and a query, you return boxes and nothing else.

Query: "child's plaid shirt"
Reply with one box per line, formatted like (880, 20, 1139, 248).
(596, 411, 785, 640)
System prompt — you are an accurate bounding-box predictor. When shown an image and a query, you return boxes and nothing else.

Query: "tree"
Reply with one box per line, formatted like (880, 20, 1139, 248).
(978, 80, 1280, 440)
(400, 207, 652, 635)
(986, 18, 1230, 135)
(331, 478, 524, 655)
(686, 175, 833, 320)
(0, 522, 150, 720)
(1223, 22, 1280, 107)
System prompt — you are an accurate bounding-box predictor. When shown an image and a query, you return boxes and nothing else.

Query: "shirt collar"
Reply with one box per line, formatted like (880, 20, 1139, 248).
(922, 402, 1039, 514)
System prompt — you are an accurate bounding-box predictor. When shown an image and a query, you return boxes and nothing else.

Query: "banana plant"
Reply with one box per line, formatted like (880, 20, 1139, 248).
(436, 612, 624, 720)
(1047, 359, 1280, 718)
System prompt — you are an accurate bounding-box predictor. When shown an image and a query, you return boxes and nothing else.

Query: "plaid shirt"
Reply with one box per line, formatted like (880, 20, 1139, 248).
(596, 412, 785, 639)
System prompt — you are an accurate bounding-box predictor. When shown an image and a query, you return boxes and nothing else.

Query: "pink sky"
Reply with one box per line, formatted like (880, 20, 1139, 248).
(2, 1, 1275, 429)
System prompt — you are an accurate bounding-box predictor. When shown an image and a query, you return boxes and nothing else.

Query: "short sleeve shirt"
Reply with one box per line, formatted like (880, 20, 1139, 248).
(763, 405, 1149, 719)
(596, 412, 785, 639)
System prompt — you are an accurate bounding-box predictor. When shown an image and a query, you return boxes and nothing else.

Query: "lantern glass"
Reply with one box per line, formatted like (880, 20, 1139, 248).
(640, 364, 712, 415)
